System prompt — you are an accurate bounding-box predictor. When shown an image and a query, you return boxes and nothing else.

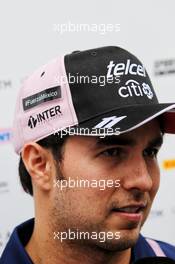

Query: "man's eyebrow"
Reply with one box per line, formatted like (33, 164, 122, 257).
(95, 134, 164, 148)
(96, 136, 136, 147)
(147, 135, 164, 148)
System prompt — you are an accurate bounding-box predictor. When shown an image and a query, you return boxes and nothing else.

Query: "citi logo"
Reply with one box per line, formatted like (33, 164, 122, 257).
(107, 59, 146, 78)
(118, 80, 153, 99)
(28, 105, 62, 129)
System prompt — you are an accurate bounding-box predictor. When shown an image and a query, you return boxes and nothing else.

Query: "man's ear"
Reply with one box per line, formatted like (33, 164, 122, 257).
(21, 142, 54, 192)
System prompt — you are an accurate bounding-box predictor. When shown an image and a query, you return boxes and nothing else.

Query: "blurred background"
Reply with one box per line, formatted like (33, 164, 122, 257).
(0, 0, 175, 255)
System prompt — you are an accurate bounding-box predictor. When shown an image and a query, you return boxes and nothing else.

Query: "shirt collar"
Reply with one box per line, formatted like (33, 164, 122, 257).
(1, 218, 34, 263)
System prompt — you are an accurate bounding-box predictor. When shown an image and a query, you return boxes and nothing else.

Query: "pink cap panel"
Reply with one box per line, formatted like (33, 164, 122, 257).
(12, 56, 78, 154)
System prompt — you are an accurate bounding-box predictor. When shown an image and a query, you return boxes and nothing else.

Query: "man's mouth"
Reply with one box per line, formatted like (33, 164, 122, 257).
(111, 203, 147, 222)
(112, 205, 145, 214)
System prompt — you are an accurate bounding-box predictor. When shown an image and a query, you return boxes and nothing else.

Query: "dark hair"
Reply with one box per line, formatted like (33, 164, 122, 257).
(18, 134, 68, 196)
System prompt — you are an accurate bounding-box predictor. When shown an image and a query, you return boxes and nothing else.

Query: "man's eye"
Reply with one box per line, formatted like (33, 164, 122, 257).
(100, 148, 122, 157)
(143, 148, 159, 158)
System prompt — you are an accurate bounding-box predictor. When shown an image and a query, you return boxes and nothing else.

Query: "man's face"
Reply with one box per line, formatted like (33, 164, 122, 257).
(51, 119, 163, 251)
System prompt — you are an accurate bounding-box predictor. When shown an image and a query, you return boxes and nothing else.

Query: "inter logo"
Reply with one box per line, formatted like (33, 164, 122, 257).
(27, 105, 62, 129)
(28, 116, 37, 129)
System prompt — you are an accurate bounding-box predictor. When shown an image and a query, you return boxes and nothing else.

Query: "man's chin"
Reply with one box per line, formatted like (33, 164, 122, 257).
(96, 229, 140, 252)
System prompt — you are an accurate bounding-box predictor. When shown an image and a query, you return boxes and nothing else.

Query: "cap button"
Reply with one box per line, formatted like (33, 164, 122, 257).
(91, 51, 97, 56)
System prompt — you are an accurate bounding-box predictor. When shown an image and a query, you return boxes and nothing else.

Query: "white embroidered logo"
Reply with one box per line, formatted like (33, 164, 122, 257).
(107, 59, 146, 78)
(93, 116, 127, 129)
(118, 80, 153, 100)
(142, 82, 154, 99)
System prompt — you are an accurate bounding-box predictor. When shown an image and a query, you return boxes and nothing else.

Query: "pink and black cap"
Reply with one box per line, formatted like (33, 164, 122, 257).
(13, 46, 175, 154)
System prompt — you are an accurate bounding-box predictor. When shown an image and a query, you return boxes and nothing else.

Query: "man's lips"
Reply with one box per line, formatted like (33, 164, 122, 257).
(110, 203, 147, 222)
(111, 203, 146, 214)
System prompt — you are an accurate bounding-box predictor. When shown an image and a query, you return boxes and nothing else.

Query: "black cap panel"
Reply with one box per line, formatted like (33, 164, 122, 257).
(64, 46, 158, 123)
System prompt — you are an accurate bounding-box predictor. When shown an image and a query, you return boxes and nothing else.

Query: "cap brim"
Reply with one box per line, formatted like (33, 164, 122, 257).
(68, 103, 175, 136)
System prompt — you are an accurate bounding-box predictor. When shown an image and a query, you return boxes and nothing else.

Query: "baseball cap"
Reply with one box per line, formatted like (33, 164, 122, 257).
(13, 46, 175, 154)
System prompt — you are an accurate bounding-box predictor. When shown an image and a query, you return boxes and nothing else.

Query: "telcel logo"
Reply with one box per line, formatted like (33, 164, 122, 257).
(118, 80, 153, 99)
(107, 59, 146, 78)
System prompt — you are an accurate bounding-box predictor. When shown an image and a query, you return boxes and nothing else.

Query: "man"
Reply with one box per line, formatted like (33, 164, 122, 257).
(1, 46, 175, 264)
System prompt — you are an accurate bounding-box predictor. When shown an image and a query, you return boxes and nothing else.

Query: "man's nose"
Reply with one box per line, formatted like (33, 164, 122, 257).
(121, 156, 153, 192)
